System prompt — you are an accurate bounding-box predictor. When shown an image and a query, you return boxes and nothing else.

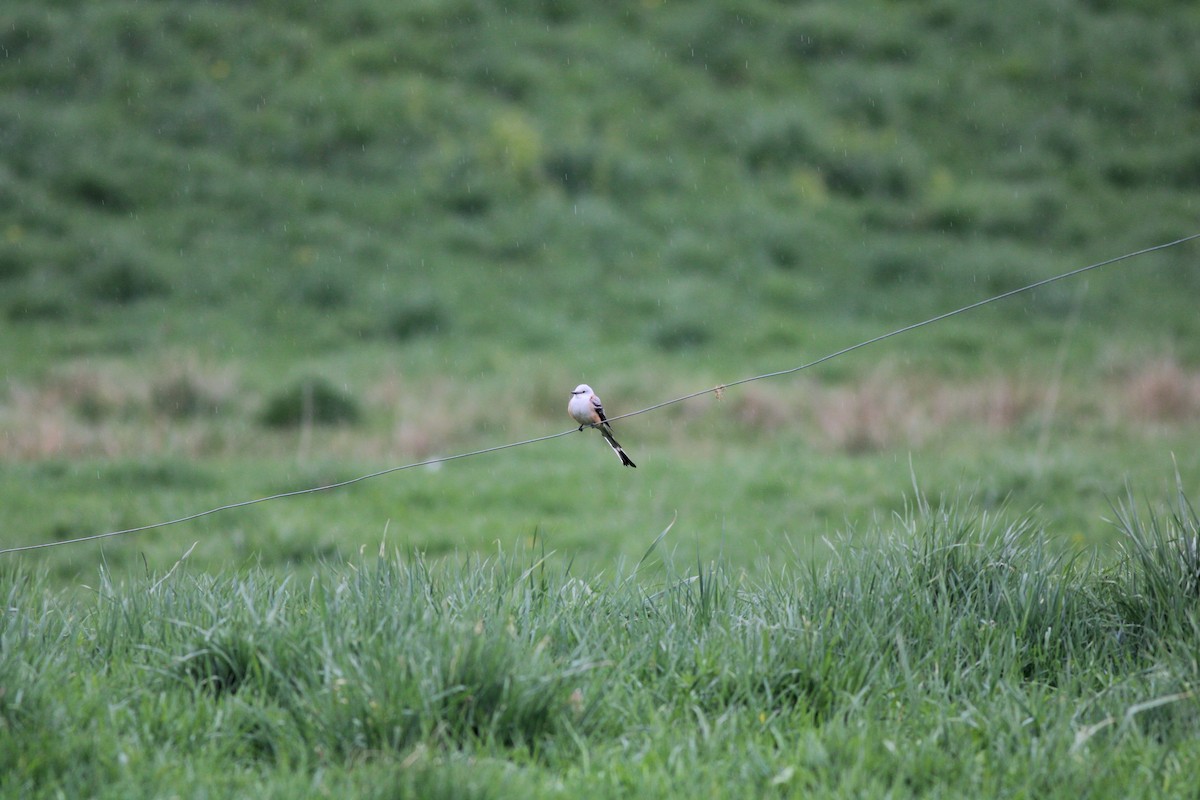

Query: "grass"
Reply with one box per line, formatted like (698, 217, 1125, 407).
(4, 490, 1200, 797)
(3, 0, 1200, 793)
(3, 0, 1200, 380)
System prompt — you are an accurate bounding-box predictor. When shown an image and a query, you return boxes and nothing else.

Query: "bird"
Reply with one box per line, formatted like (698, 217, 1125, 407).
(568, 384, 636, 467)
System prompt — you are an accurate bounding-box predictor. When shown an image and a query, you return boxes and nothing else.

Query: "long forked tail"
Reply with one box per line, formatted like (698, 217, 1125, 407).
(599, 427, 636, 468)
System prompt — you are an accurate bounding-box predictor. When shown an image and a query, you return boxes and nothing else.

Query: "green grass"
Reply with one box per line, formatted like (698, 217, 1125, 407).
(4, 491, 1200, 798)
(3, 0, 1200, 793)
(5, 419, 1198, 586)
(2, 0, 1199, 380)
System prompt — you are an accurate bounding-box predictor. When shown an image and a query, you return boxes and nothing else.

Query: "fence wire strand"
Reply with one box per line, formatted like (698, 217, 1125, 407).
(2, 233, 1197, 555)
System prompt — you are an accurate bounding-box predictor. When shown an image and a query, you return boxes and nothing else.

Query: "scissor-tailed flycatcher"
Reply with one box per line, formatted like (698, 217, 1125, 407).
(568, 384, 636, 468)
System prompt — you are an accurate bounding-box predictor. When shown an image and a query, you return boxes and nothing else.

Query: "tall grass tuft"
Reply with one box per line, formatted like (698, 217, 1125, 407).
(1108, 481, 1200, 647)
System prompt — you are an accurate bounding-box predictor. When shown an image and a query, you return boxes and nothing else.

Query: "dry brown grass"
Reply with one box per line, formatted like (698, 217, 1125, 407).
(364, 373, 479, 460)
(1120, 357, 1200, 423)
(729, 369, 1038, 453)
(728, 358, 1200, 454)
(0, 358, 241, 460)
(2, 357, 1198, 461)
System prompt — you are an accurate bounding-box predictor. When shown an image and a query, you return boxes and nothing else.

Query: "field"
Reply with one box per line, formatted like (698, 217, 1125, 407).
(4, 498, 1200, 797)
(3, 0, 1200, 796)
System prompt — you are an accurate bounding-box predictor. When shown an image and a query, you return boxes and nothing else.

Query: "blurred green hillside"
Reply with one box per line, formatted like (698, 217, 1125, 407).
(2, 0, 1198, 377)
(2, 0, 1200, 576)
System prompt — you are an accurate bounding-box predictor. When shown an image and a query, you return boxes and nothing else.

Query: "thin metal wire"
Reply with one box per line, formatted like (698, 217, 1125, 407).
(0, 429, 578, 554)
(2, 233, 1196, 556)
(605, 234, 1200, 424)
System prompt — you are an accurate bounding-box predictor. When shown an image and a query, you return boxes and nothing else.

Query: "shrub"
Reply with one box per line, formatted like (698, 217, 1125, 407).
(386, 297, 448, 341)
(151, 369, 233, 419)
(294, 270, 350, 310)
(0, 243, 29, 281)
(258, 377, 361, 428)
(84, 259, 169, 304)
(650, 319, 712, 352)
(6, 287, 72, 322)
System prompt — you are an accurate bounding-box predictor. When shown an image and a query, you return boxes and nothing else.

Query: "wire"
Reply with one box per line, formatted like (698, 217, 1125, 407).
(2, 233, 1197, 556)
(605, 234, 1200, 424)
(0, 429, 578, 555)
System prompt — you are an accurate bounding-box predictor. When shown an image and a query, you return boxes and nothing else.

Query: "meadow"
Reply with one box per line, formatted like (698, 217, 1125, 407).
(2, 0, 1200, 795)
(5, 496, 1200, 797)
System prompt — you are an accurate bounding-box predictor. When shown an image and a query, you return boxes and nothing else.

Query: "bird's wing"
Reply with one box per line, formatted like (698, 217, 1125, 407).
(591, 394, 609, 423)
